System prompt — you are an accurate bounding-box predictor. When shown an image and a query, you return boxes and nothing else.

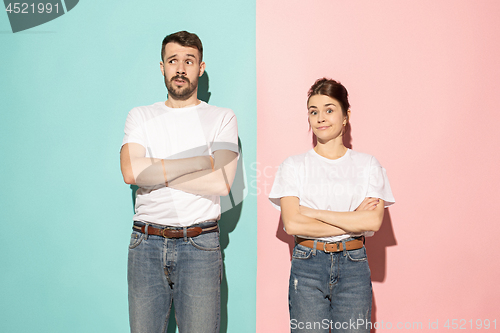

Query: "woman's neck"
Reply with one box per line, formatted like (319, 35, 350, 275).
(314, 138, 347, 160)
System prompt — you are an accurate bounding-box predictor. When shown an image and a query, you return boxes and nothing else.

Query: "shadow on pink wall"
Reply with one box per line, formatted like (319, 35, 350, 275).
(366, 211, 396, 332)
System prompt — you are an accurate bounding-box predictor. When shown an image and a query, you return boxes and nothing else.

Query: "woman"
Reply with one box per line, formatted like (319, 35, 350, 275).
(269, 78, 395, 333)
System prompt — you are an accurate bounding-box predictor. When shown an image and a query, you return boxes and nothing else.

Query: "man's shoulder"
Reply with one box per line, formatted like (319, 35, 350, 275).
(130, 101, 165, 113)
(198, 101, 235, 116)
(125, 102, 167, 122)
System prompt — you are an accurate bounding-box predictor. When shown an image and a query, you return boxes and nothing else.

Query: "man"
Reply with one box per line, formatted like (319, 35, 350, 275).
(120, 31, 238, 333)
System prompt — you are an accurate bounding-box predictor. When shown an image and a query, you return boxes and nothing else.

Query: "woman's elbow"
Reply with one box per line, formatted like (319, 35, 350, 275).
(368, 215, 383, 232)
(282, 217, 299, 236)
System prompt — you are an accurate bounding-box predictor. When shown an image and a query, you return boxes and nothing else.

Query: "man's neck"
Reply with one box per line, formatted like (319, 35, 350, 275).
(165, 93, 201, 108)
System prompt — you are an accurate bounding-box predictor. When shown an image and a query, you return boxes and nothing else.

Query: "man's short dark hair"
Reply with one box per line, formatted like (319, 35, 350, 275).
(161, 31, 203, 63)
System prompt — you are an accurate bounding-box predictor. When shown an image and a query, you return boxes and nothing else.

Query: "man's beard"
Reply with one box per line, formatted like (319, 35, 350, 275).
(165, 75, 198, 101)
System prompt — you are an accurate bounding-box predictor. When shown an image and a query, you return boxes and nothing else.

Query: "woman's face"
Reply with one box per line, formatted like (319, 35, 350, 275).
(307, 94, 347, 143)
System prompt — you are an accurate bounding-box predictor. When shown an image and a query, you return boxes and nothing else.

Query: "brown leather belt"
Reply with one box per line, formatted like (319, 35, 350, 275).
(133, 222, 218, 238)
(296, 236, 364, 253)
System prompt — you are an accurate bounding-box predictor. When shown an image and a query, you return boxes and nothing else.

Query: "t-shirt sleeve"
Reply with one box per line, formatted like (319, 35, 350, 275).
(366, 157, 395, 207)
(211, 110, 239, 154)
(268, 158, 299, 211)
(122, 108, 146, 149)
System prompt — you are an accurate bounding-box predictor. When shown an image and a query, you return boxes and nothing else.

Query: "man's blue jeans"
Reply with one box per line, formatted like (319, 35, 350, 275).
(128, 222, 222, 333)
(289, 239, 372, 333)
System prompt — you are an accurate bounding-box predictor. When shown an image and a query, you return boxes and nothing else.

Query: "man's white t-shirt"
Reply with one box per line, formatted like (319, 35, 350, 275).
(269, 149, 395, 242)
(122, 101, 238, 227)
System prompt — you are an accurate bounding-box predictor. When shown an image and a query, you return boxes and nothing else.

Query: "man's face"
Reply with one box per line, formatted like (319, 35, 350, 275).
(160, 42, 205, 101)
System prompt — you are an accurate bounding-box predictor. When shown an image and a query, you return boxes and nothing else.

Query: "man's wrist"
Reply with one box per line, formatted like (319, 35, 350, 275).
(198, 155, 212, 171)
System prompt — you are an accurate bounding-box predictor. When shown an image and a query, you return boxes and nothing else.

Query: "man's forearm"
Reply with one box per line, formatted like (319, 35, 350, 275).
(121, 142, 213, 186)
(133, 156, 212, 186)
(168, 150, 238, 196)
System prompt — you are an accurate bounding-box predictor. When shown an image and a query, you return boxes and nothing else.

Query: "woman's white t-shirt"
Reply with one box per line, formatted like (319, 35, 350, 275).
(269, 149, 395, 242)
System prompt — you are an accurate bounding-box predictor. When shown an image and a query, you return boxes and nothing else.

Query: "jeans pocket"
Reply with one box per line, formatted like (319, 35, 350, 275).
(347, 246, 368, 262)
(292, 244, 313, 259)
(189, 232, 220, 251)
(129, 231, 144, 249)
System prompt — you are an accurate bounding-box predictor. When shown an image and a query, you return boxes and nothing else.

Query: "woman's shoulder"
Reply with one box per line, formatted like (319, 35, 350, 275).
(348, 149, 380, 167)
(280, 149, 312, 165)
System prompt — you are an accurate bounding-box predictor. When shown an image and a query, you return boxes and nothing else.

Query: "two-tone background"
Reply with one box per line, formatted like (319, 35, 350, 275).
(1, 1, 499, 332)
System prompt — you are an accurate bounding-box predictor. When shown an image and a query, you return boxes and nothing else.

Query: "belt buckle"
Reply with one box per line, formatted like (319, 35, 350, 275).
(322, 242, 331, 253)
(323, 241, 340, 253)
(160, 227, 178, 238)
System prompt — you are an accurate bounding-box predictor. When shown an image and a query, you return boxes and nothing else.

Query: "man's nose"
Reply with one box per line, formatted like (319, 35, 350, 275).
(176, 63, 186, 75)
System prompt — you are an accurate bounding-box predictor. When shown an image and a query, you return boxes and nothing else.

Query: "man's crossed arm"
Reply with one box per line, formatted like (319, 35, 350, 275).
(120, 142, 238, 196)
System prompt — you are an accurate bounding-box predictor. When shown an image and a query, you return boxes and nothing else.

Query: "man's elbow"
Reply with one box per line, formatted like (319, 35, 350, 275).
(216, 181, 233, 196)
(122, 171, 136, 185)
(217, 185, 230, 197)
(216, 173, 235, 196)
(120, 160, 136, 184)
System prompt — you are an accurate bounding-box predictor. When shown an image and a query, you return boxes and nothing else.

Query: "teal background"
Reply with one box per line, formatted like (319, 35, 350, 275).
(0, 1, 256, 332)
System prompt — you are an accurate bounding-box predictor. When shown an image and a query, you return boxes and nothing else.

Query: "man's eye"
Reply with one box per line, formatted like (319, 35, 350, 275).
(186, 60, 193, 64)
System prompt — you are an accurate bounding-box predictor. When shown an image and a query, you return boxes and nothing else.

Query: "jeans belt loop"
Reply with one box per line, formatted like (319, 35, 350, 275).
(341, 239, 347, 256)
(183, 227, 187, 242)
(312, 239, 317, 256)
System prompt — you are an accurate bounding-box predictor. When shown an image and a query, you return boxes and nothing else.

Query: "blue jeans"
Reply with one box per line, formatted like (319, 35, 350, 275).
(289, 239, 372, 333)
(128, 222, 222, 333)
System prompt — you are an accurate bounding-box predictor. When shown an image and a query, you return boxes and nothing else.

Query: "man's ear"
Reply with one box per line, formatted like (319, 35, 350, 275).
(160, 61, 165, 76)
(199, 61, 206, 77)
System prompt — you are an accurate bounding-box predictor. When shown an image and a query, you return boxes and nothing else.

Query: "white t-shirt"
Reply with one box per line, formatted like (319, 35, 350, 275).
(122, 101, 238, 227)
(269, 149, 395, 242)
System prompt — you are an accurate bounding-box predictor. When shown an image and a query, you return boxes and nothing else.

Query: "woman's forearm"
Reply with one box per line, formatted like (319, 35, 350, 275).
(280, 196, 347, 237)
(283, 212, 347, 238)
(300, 201, 385, 233)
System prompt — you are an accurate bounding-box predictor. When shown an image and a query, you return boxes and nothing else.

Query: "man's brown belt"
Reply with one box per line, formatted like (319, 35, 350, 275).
(133, 222, 218, 238)
(296, 236, 364, 253)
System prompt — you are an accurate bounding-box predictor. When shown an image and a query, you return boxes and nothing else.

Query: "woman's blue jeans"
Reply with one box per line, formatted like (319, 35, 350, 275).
(289, 239, 372, 333)
(128, 222, 222, 333)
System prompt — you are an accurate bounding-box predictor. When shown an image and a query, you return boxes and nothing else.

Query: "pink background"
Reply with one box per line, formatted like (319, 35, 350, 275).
(257, 0, 500, 331)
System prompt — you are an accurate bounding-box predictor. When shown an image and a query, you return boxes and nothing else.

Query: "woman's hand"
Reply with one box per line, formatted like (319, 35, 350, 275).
(355, 197, 380, 211)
